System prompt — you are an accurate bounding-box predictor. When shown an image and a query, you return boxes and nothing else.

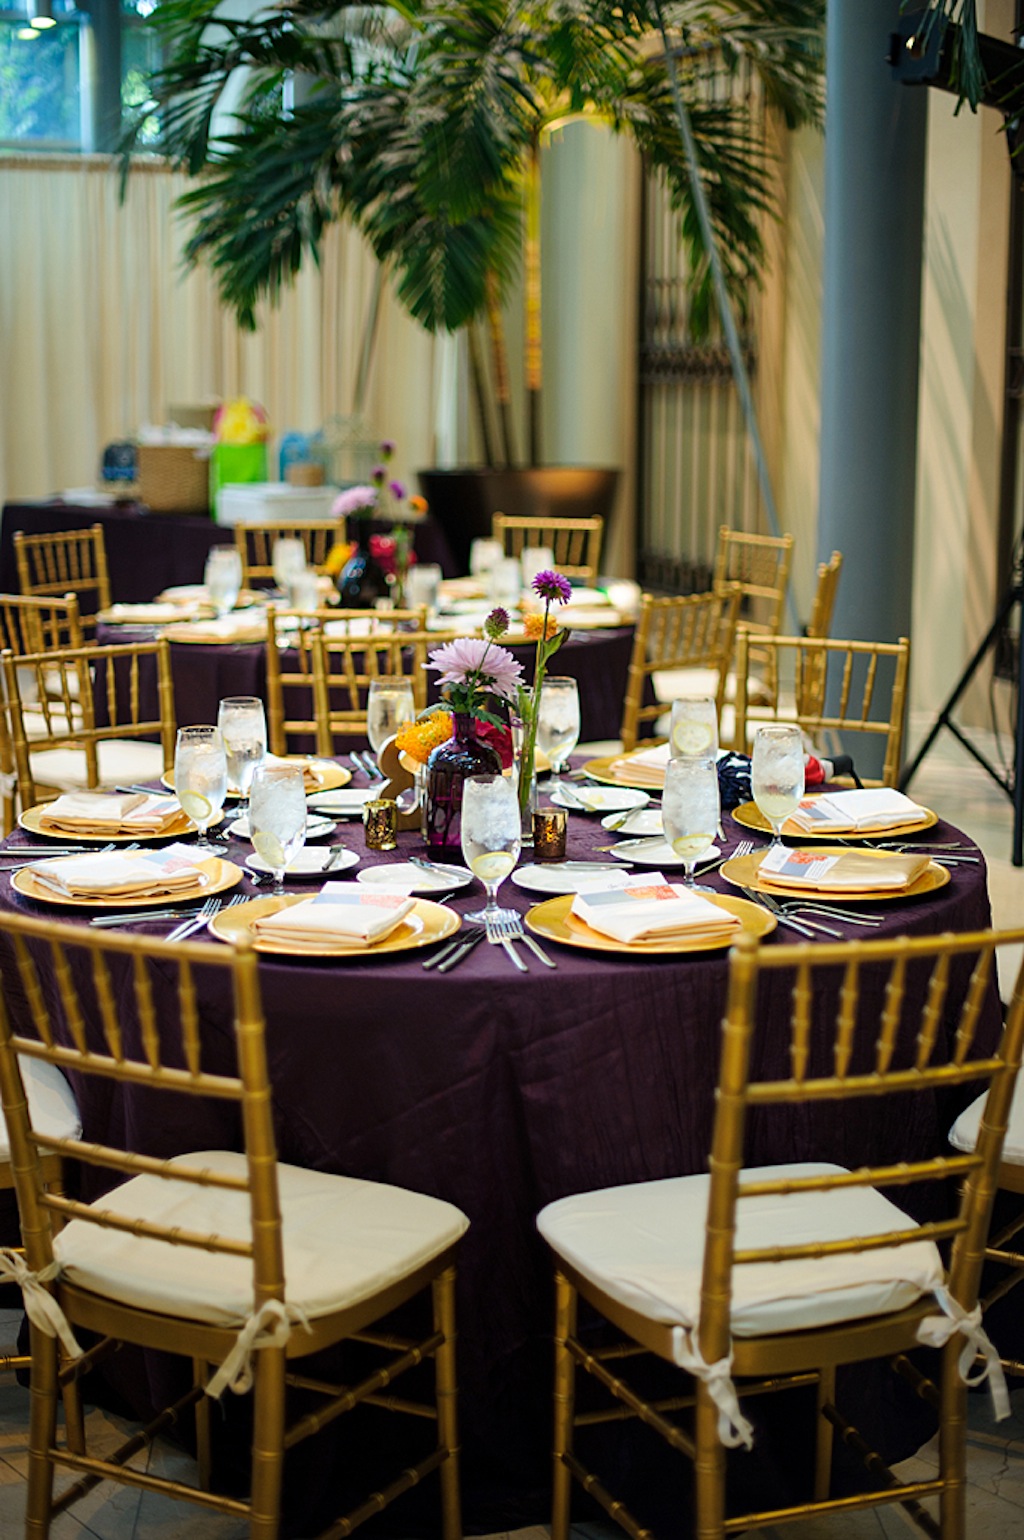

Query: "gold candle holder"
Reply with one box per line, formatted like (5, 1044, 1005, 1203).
(364, 797, 398, 851)
(533, 807, 567, 863)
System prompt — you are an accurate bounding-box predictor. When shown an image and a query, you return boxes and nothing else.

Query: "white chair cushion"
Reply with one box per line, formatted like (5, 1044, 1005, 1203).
(0, 1057, 81, 1163)
(537, 1162, 943, 1339)
(949, 1078, 1024, 1166)
(54, 1150, 469, 1327)
(29, 740, 166, 793)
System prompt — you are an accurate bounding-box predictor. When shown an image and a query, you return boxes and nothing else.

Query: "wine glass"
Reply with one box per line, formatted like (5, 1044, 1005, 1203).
(460, 773, 521, 924)
(367, 677, 415, 755)
(204, 546, 243, 617)
(751, 723, 805, 850)
(669, 696, 719, 758)
(661, 756, 720, 889)
(175, 725, 228, 855)
(248, 762, 307, 894)
(273, 537, 307, 593)
(536, 676, 581, 791)
(217, 696, 267, 816)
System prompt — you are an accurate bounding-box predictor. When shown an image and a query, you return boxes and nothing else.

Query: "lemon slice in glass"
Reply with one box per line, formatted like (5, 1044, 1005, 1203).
(178, 790, 213, 825)
(252, 832, 286, 869)
(671, 721, 715, 756)
(670, 833, 714, 859)
(470, 852, 516, 884)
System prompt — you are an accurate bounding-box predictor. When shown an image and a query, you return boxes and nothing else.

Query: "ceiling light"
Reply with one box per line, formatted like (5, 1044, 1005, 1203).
(16, 24, 40, 37)
(28, 0, 57, 28)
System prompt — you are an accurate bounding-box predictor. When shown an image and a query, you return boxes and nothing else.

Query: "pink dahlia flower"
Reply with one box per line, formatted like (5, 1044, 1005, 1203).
(426, 637, 523, 702)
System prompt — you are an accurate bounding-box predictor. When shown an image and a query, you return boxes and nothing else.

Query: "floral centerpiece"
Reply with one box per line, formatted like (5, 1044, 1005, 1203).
(514, 570, 573, 814)
(328, 440, 427, 607)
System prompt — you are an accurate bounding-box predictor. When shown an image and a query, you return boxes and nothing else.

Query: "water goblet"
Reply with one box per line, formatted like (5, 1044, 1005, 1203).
(669, 695, 719, 758)
(217, 696, 267, 815)
(661, 756, 720, 889)
(204, 546, 243, 617)
(175, 725, 228, 855)
(248, 762, 307, 894)
(460, 773, 521, 924)
(751, 723, 805, 850)
(272, 536, 307, 593)
(367, 676, 415, 755)
(536, 676, 581, 791)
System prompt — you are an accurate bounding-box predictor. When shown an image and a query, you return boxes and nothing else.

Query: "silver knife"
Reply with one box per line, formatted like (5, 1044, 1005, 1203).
(322, 846, 347, 872)
(436, 931, 486, 973)
(519, 932, 557, 968)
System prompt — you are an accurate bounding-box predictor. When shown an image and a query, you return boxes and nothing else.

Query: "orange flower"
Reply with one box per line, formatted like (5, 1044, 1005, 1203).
(523, 612, 561, 642)
(324, 540, 355, 577)
(395, 711, 454, 764)
(408, 494, 428, 514)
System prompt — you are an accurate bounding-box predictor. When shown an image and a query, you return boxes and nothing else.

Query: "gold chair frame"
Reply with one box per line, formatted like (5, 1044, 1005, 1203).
(0, 592, 85, 656)
(0, 913, 464, 1540)
(547, 927, 1024, 1540)
(712, 525, 793, 640)
(13, 525, 111, 638)
(233, 520, 346, 587)
(1, 638, 176, 810)
(492, 513, 604, 583)
(619, 588, 742, 753)
(805, 550, 843, 640)
(733, 631, 910, 784)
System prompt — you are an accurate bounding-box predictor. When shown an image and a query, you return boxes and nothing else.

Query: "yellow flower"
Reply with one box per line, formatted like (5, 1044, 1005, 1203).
(395, 711, 454, 763)
(523, 612, 561, 642)
(324, 540, 355, 577)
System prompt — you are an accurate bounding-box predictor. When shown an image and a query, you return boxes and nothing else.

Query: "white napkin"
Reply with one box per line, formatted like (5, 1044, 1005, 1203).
(610, 742, 670, 788)
(100, 603, 195, 626)
(788, 788, 929, 834)
(252, 885, 416, 947)
(571, 877, 740, 945)
(263, 755, 329, 793)
(758, 846, 932, 893)
(31, 844, 207, 899)
(39, 792, 181, 835)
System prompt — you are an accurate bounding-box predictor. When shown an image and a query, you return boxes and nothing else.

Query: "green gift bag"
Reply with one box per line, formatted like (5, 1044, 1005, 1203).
(210, 443, 268, 519)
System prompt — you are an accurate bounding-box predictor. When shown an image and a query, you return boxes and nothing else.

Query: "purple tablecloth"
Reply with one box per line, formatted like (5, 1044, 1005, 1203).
(0, 791, 1000, 1534)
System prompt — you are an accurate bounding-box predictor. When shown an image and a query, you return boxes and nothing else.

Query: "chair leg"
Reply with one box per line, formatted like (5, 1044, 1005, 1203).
(25, 1326, 58, 1540)
(551, 1272, 577, 1540)
(249, 1345, 287, 1540)
(813, 1364, 835, 1502)
(432, 1268, 463, 1540)
(193, 1358, 212, 1490)
(61, 1354, 85, 1456)
(938, 1337, 967, 1540)
(694, 1380, 727, 1540)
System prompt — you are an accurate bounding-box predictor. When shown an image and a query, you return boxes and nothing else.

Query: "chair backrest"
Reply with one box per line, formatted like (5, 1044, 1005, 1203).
(264, 606, 431, 756)
(13, 525, 111, 633)
(0, 593, 85, 655)
(0, 914, 285, 1312)
(697, 928, 1024, 1368)
(619, 587, 742, 753)
(1, 638, 176, 808)
(492, 514, 604, 583)
(712, 525, 793, 638)
(233, 520, 347, 587)
(805, 550, 843, 640)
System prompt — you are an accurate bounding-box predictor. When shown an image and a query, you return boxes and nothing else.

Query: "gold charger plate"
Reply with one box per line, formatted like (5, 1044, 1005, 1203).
(19, 802, 195, 844)
(524, 893, 775, 955)
(11, 854, 243, 909)
(729, 798, 939, 842)
(581, 752, 666, 791)
(208, 894, 460, 958)
(720, 849, 951, 903)
(162, 758, 351, 798)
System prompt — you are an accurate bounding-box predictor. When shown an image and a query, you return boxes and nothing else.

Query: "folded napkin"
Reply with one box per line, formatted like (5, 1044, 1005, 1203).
(264, 755, 327, 794)
(788, 788, 929, 835)
(162, 614, 266, 645)
(39, 791, 182, 835)
(571, 877, 740, 945)
(251, 886, 416, 948)
(609, 742, 671, 788)
(31, 844, 207, 900)
(99, 602, 200, 626)
(757, 846, 932, 893)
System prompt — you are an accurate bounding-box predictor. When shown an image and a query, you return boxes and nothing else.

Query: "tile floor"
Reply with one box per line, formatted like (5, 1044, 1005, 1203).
(0, 733, 1022, 1538)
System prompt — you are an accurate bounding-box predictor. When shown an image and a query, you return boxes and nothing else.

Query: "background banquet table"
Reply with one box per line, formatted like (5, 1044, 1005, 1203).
(0, 787, 1000, 1536)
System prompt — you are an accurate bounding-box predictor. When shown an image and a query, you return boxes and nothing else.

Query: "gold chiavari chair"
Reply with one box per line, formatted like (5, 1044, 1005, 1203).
(619, 588, 742, 754)
(1, 638, 175, 810)
(0, 913, 468, 1539)
(265, 606, 431, 756)
(733, 631, 911, 784)
(805, 550, 844, 640)
(492, 513, 604, 583)
(0, 595, 88, 833)
(13, 525, 111, 638)
(540, 927, 1024, 1540)
(233, 520, 346, 588)
(712, 525, 794, 641)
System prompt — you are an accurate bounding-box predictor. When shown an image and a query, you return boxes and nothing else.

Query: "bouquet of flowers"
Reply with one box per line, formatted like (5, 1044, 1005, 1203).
(331, 441, 427, 603)
(425, 611, 523, 726)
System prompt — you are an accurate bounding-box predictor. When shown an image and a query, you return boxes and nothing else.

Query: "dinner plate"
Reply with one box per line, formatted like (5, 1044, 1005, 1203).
(208, 894, 460, 957)
(245, 847, 359, 880)
(163, 759, 351, 799)
(307, 787, 377, 816)
(719, 849, 951, 902)
(511, 862, 641, 896)
(356, 862, 473, 896)
(580, 753, 666, 791)
(524, 893, 775, 954)
(729, 798, 939, 842)
(551, 786, 648, 815)
(599, 807, 664, 836)
(608, 842, 720, 869)
(19, 802, 196, 844)
(12, 855, 243, 909)
(228, 813, 337, 842)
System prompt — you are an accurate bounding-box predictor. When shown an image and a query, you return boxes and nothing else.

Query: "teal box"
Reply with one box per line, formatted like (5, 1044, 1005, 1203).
(210, 443, 268, 519)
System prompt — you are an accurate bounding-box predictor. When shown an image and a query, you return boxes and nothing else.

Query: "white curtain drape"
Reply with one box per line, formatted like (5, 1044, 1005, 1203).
(0, 156, 441, 503)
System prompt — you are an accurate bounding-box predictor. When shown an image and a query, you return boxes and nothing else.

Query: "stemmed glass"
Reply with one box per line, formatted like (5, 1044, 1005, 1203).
(460, 774, 521, 924)
(204, 546, 243, 617)
(175, 725, 228, 855)
(751, 724, 805, 850)
(367, 677, 416, 755)
(217, 696, 267, 816)
(669, 696, 719, 758)
(661, 756, 720, 890)
(249, 762, 307, 895)
(273, 537, 307, 594)
(536, 676, 581, 793)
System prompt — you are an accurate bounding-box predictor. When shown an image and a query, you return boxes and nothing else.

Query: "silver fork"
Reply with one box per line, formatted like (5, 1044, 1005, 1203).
(499, 912, 556, 968)
(166, 895, 222, 943)
(90, 903, 206, 929)
(485, 912, 528, 971)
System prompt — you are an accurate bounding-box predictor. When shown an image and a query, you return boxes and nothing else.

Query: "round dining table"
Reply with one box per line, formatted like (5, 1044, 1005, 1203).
(0, 780, 1001, 1537)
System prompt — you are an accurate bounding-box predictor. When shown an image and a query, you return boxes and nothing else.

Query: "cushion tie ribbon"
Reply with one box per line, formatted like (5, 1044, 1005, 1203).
(670, 1328, 755, 1449)
(206, 1299, 311, 1399)
(917, 1285, 1010, 1421)
(0, 1248, 81, 1361)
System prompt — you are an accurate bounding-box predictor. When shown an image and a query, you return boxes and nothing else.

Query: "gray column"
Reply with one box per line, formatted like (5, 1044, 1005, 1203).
(817, 0, 928, 644)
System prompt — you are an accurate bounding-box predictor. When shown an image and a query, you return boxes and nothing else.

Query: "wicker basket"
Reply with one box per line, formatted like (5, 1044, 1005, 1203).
(137, 444, 210, 515)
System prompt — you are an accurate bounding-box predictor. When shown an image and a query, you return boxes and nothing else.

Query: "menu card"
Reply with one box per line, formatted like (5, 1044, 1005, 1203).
(31, 844, 207, 899)
(39, 791, 182, 835)
(788, 788, 929, 834)
(251, 885, 416, 946)
(571, 874, 740, 945)
(757, 845, 932, 893)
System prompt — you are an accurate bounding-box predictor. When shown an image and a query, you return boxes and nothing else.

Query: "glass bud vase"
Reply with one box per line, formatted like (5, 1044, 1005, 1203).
(424, 713, 503, 852)
(335, 519, 389, 609)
